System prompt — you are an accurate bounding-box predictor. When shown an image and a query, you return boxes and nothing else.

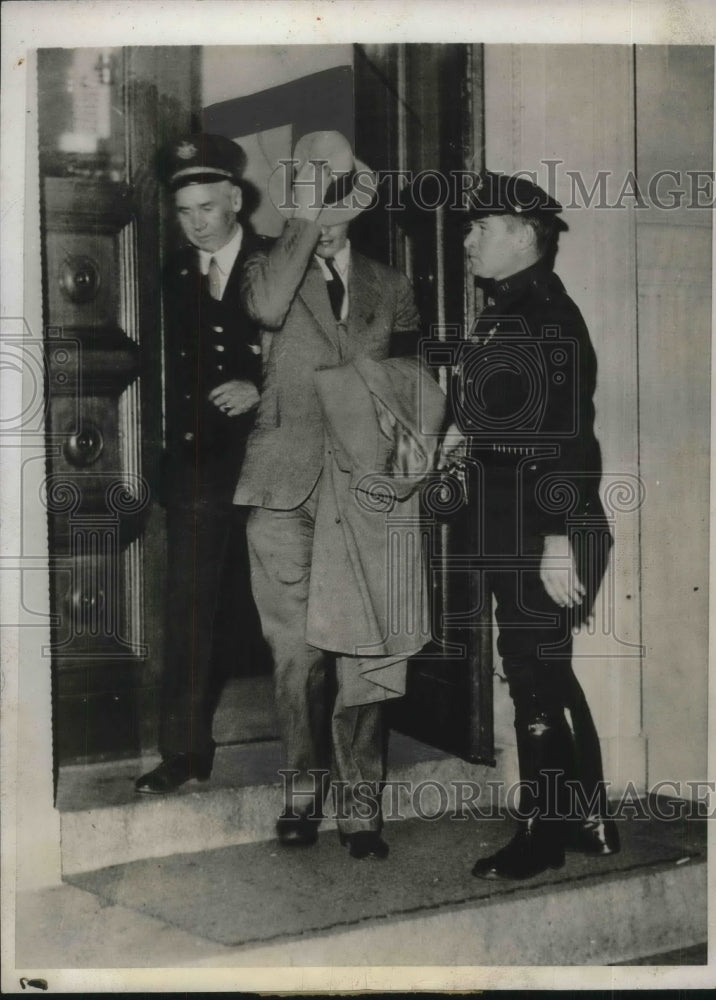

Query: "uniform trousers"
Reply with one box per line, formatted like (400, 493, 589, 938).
(489, 559, 607, 820)
(160, 470, 260, 759)
(246, 483, 387, 834)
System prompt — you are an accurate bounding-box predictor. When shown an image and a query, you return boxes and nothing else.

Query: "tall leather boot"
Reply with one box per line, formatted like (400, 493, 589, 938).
(472, 711, 574, 880)
(472, 713, 573, 879)
(561, 668, 620, 855)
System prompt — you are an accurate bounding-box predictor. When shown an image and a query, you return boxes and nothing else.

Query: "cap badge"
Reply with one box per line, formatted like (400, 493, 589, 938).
(176, 141, 197, 160)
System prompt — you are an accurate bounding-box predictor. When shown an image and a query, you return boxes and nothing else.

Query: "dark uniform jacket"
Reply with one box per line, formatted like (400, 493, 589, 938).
(460, 259, 611, 620)
(162, 233, 264, 504)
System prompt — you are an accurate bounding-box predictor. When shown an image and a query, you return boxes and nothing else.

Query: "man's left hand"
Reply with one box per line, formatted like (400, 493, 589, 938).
(540, 534, 586, 610)
(208, 380, 260, 416)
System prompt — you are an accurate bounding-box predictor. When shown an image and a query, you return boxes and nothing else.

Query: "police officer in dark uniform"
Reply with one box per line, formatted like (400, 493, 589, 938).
(442, 171, 620, 879)
(136, 134, 264, 794)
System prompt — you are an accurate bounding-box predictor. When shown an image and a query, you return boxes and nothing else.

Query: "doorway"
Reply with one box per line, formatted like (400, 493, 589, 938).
(41, 43, 493, 778)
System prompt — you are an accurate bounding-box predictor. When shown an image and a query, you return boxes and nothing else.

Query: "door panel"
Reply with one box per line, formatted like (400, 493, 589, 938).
(354, 43, 494, 764)
(38, 47, 199, 765)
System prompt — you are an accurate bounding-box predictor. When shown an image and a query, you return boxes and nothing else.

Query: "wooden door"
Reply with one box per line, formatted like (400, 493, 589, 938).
(38, 46, 200, 766)
(353, 43, 494, 765)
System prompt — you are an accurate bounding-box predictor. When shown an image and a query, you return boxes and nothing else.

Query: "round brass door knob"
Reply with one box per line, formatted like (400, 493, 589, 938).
(59, 255, 101, 303)
(64, 423, 104, 466)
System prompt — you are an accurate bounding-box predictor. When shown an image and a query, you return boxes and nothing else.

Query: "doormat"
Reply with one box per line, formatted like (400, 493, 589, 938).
(66, 811, 704, 951)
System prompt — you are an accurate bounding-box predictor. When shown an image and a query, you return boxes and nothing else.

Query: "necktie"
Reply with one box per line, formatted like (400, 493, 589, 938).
(324, 257, 344, 321)
(208, 256, 222, 301)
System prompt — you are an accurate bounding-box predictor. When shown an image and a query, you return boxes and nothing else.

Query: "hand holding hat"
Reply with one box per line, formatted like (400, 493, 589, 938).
(292, 153, 334, 223)
(269, 130, 378, 225)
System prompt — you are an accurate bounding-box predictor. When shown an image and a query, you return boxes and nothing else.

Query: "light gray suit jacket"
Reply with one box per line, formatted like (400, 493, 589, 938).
(233, 218, 421, 510)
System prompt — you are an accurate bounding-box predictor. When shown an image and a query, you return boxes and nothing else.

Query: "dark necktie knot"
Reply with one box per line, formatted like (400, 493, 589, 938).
(324, 257, 344, 321)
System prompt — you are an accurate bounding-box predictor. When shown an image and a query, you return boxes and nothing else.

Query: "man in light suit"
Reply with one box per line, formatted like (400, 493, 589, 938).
(234, 132, 421, 859)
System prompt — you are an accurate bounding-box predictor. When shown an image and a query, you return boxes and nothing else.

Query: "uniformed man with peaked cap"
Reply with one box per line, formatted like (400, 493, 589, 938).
(136, 133, 265, 794)
(442, 170, 620, 879)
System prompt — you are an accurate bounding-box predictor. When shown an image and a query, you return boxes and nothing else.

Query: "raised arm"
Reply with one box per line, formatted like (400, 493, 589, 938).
(241, 219, 321, 329)
(241, 159, 331, 329)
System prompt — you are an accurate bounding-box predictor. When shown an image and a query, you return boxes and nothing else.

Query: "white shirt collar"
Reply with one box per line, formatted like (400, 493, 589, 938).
(198, 224, 243, 276)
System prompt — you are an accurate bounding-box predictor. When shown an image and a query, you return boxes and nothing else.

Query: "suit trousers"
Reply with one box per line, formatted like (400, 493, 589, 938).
(246, 486, 387, 834)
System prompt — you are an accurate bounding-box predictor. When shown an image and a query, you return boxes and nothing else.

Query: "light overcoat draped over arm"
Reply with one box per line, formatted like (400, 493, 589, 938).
(307, 356, 446, 661)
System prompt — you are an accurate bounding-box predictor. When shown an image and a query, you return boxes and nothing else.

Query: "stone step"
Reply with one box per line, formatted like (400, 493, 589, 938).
(57, 734, 505, 875)
(43, 734, 709, 971)
(53, 806, 706, 969)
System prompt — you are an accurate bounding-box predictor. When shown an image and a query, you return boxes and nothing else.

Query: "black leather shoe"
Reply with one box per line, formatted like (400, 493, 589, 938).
(135, 748, 215, 794)
(472, 824, 565, 880)
(341, 831, 390, 860)
(566, 817, 620, 855)
(276, 813, 320, 847)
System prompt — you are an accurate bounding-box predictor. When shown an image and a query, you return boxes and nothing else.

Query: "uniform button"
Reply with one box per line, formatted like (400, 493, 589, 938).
(212, 325, 224, 333)
(217, 364, 224, 372)
(214, 344, 225, 352)
(184, 393, 191, 400)
(183, 432, 195, 442)
(528, 463, 537, 471)
(180, 349, 187, 358)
